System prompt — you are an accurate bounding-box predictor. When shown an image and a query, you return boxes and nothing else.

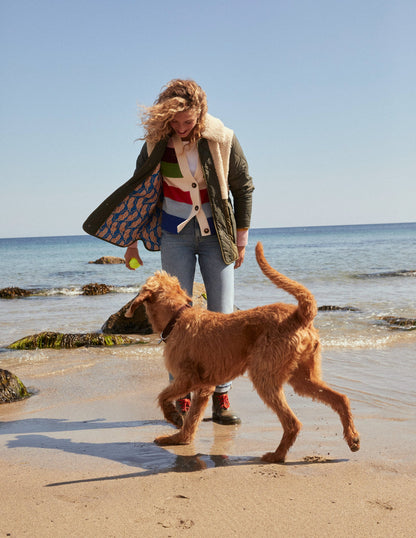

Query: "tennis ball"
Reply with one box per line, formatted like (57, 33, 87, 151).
(129, 257, 141, 269)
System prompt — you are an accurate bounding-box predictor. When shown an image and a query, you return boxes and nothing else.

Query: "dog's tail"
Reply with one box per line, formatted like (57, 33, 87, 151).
(255, 242, 317, 324)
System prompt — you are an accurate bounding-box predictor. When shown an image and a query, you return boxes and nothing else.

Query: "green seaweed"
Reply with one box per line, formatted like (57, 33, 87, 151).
(54, 333, 63, 348)
(16, 376, 29, 399)
(104, 334, 114, 346)
(0, 369, 30, 403)
(8, 331, 146, 350)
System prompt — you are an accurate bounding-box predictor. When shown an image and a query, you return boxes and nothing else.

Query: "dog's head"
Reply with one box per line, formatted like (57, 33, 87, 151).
(125, 271, 191, 329)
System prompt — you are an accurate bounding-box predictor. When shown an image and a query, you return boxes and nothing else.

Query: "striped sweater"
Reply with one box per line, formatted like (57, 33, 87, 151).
(160, 135, 215, 236)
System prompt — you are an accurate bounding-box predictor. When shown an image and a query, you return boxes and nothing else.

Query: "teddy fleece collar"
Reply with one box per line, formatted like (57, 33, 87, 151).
(202, 114, 234, 144)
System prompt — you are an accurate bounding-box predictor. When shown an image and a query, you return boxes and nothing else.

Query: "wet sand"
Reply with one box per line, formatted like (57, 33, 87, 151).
(1, 340, 415, 537)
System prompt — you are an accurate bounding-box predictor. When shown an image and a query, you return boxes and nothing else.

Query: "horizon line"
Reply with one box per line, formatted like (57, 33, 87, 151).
(1, 221, 415, 241)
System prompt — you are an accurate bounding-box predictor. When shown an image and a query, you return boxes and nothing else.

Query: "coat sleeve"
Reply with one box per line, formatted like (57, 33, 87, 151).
(133, 143, 149, 174)
(228, 135, 254, 229)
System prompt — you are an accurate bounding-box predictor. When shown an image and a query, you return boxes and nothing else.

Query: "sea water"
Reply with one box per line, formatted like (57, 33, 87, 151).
(0, 223, 415, 422)
(1, 223, 414, 348)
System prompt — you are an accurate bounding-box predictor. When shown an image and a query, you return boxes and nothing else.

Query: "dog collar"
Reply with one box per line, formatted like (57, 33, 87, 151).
(159, 304, 191, 344)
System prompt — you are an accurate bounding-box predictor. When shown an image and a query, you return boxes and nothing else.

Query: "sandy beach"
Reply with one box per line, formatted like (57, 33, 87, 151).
(1, 338, 415, 537)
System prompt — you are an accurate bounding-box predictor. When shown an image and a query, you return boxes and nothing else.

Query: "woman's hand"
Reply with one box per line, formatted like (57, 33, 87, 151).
(234, 246, 246, 269)
(124, 244, 143, 270)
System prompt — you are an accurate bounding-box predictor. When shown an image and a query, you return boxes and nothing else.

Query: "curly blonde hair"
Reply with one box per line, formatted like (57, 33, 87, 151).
(140, 79, 208, 144)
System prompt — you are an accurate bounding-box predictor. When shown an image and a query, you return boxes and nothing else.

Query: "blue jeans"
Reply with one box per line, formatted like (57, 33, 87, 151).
(161, 218, 234, 393)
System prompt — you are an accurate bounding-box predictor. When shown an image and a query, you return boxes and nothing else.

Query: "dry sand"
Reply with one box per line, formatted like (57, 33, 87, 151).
(1, 340, 415, 537)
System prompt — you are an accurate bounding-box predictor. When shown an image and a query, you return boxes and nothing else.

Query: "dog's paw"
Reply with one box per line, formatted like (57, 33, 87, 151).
(154, 435, 174, 446)
(163, 410, 184, 429)
(169, 413, 184, 429)
(261, 451, 286, 464)
(154, 433, 190, 446)
(348, 434, 360, 452)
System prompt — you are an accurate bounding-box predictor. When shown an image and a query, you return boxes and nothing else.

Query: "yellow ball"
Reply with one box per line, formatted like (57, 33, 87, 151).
(129, 257, 141, 269)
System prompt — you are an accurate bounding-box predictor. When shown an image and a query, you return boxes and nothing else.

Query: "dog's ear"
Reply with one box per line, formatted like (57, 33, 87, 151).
(124, 290, 152, 318)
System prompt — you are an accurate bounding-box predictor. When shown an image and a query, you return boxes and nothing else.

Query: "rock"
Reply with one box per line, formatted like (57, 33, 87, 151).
(88, 256, 125, 264)
(102, 299, 153, 335)
(318, 305, 360, 312)
(102, 282, 208, 335)
(0, 369, 29, 403)
(0, 287, 32, 299)
(356, 269, 416, 278)
(8, 331, 144, 350)
(82, 283, 112, 295)
(379, 316, 416, 330)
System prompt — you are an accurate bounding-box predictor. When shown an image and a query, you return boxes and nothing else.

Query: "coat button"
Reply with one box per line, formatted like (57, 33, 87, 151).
(192, 182, 197, 188)
(204, 228, 209, 234)
(195, 205, 199, 211)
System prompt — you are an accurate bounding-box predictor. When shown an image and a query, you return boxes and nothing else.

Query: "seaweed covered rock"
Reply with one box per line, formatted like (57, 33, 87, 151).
(102, 282, 208, 335)
(102, 299, 152, 334)
(82, 283, 112, 295)
(8, 331, 143, 350)
(379, 316, 416, 330)
(318, 305, 360, 312)
(0, 287, 32, 299)
(88, 256, 125, 264)
(0, 369, 29, 403)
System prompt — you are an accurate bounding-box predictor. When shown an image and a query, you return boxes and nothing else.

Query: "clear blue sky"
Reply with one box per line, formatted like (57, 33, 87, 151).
(1, 0, 414, 238)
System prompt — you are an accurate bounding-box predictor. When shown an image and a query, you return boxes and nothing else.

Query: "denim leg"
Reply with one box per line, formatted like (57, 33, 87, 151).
(160, 226, 197, 298)
(198, 235, 234, 314)
(160, 220, 233, 393)
(197, 232, 234, 393)
(161, 226, 195, 389)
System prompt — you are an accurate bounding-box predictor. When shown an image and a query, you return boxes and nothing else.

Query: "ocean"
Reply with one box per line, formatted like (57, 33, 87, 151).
(1, 223, 415, 424)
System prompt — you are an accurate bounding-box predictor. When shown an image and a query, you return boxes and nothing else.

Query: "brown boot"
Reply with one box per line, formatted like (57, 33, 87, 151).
(175, 394, 191, 417)
(212, 392, 241, 425)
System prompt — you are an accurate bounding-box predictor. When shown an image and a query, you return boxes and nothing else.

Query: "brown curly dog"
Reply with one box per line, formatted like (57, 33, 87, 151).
(126, 242, 360, 462)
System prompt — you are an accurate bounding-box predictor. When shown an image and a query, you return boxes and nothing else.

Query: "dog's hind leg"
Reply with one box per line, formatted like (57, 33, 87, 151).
(250, 370, 302, 463)
(289, 362, 360, 453)
(155, 387, 214, 446)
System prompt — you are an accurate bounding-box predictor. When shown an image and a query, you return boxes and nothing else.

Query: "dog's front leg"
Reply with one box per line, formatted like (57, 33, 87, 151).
(155, 387, 214, 446)
(157, 383, 188, 429)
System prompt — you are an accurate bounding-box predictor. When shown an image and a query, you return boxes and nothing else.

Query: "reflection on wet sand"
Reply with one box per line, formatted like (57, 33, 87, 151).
(1, 343, 415, 486)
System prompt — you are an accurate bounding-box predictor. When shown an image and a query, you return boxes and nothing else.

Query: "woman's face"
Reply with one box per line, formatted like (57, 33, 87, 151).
(170, 110, 199, 140)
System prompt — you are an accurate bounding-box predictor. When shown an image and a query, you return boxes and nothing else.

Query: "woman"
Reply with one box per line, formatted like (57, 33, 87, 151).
(83, 79, 254, 426)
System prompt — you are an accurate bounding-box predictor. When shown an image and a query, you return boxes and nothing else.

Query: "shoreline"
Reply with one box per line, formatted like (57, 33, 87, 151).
(1, 343, 415, 536)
